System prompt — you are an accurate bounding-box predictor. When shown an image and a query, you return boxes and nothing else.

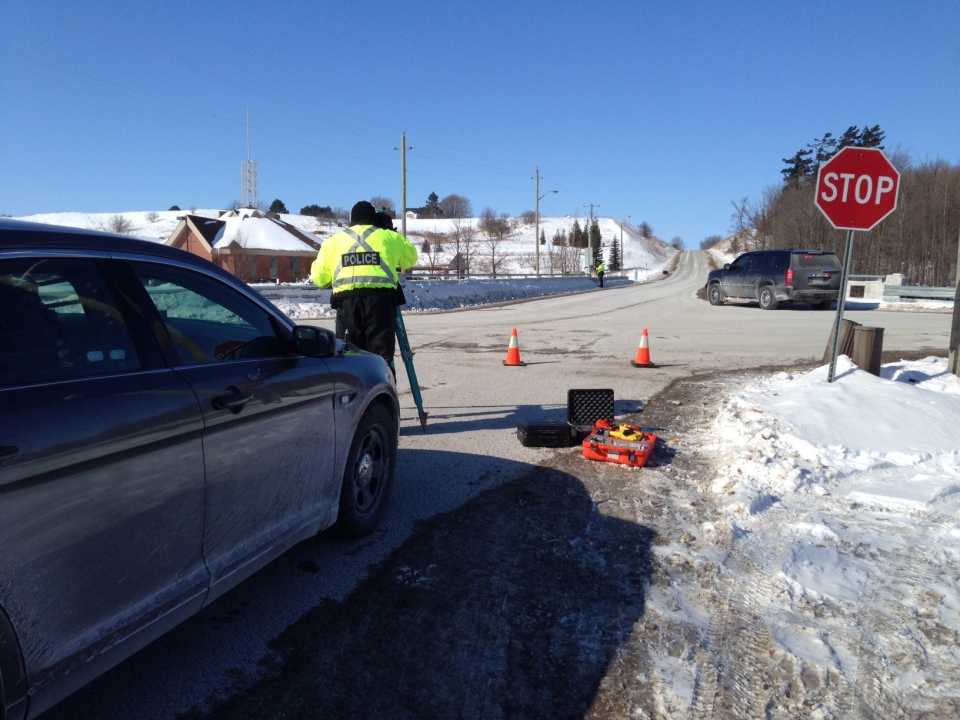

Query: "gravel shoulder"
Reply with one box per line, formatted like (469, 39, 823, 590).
(180, 354, 955, 720)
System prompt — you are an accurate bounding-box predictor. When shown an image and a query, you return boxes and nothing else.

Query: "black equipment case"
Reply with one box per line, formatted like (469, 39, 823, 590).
(516, 420, 578, 447)
(516, 389, 616, 448)
(568, 388, 615, 436)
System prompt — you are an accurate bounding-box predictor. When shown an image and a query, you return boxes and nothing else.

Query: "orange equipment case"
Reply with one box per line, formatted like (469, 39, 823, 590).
(582, 419, 657, 468)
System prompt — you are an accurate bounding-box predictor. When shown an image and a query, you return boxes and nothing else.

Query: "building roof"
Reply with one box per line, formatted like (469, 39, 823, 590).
(168, 210, 319, 256)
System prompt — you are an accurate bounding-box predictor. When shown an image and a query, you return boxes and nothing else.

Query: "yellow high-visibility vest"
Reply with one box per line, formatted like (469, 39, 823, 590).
(311, 225, 418, 293)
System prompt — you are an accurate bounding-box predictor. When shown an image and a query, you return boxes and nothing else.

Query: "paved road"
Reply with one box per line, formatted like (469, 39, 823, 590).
(41, 251, 952, 720)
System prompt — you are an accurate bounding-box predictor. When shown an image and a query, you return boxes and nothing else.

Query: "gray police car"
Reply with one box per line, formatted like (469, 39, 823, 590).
(0, 220, 399, 719)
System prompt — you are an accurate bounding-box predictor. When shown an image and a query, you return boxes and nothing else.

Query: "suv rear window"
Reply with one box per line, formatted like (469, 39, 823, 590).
(796, 253, 841, 269)
(763, 252, 790, 271)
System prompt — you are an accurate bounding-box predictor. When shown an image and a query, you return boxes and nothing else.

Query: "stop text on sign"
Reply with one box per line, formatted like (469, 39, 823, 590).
(814, 146, 900, 231)
(819, 172, 896, 205)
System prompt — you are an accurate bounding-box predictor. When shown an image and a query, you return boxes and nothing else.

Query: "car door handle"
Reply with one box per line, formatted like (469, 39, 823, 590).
(0, 446, 19, 464)
(212, 386, 253, 411)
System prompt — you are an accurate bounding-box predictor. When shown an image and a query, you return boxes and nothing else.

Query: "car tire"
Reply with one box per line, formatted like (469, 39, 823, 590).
(759, 286, 779, 310)
(335, 403, 396, 538)
(707, 283, 725, 306)
(814, 300, 833, 310)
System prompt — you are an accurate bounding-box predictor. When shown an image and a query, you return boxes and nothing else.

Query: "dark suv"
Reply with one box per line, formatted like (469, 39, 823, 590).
(705, 249, 842, 310)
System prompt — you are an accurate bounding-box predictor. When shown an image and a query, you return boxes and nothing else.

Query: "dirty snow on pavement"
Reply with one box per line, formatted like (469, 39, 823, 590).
(647, 356, 960, 717)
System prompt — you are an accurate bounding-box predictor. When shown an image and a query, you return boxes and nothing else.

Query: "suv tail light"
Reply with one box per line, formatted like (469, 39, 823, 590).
(785, 268, 793, 287)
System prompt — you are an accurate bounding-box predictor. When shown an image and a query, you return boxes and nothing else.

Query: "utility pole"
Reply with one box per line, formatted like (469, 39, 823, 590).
(533, 167, 558, 278)
(535, 166, 540, 277)
(950, 223, 960, 376)
(587, 204, 599, 271)
(393, 131, 413, 236)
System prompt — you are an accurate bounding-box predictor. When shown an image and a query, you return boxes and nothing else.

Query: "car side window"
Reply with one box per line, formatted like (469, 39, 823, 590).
(764, 252, 789, 271)
(129, 262, 286, 364)
(745, 254, 764, 272)
(0, 257, 142, 388)
(729, 255, 748, 271)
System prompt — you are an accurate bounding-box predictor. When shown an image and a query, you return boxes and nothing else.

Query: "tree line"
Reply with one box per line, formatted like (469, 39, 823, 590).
(731, 125, 960, 285)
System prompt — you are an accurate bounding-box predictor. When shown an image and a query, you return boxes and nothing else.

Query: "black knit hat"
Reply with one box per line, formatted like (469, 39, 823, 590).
(350, 200, 378, 225)
(373, 211, 395, 230)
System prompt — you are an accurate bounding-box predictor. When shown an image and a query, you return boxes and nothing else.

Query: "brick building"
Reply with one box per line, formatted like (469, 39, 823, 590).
(166, 209, 321, 283)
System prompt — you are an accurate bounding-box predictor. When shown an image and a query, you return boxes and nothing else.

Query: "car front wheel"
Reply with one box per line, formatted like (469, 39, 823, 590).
(335, 403, 396, 537)
(814, 300, 833, 310)
(708, 283, 725, 306)
(759, 287, 779, 310)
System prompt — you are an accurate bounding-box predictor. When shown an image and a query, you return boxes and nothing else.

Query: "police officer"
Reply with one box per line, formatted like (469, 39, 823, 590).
(311, 200, 418, 373)
(596, 261, 605, 288)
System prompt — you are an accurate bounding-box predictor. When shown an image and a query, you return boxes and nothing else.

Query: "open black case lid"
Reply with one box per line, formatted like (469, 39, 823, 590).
(568, 389, 615, 429)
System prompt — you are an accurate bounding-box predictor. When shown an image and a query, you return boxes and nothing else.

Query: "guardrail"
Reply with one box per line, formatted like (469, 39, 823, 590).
(883, 285, 956, 300)
(845, 273, 955, 302)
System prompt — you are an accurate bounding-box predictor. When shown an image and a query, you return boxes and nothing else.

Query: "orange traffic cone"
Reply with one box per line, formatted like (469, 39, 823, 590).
(503, 328, 526, 366)
(631, 328, 656, 367)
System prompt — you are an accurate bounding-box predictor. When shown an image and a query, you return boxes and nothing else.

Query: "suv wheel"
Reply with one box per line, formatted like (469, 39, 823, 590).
(814, 300, 832, 310)
(708, 283, 725, 306)
(759, 286, 779, 310)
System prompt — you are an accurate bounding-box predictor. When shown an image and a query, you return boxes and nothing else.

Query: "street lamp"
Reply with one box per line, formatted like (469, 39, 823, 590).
(534, 166, 558, 277)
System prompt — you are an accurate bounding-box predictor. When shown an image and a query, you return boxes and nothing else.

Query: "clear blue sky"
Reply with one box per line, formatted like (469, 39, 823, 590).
(2, 1, 958, 244)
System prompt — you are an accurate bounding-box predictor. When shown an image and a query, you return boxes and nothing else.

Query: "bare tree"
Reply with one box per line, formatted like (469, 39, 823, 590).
(419, 231, 447, 271)
(478, 208, 512, 276)
(108, 215, 136, 235)
(439, 194, 472, 219)
(670, 236, 685, 251)
(547, 228, 583, 275)
(639, 221, 654, 239)
(85, 216, 107, 231)
(700, 235, 724, 250)
(449, 218, 477, 276)
(146, 211, 159, 223)
(519, 210, 536, 225)
(370, 196, 396, 216)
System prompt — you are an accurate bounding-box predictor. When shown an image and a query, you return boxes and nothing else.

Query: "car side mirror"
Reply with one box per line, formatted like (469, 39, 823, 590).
(723, 263, 731, 270)
(294, 326, 336, 358)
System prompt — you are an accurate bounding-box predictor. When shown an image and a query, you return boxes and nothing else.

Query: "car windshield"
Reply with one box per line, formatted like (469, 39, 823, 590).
(796, 253, 840, 269)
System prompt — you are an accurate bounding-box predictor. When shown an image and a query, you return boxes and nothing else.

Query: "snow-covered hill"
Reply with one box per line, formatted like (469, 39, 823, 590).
(13, 209, 676, 275)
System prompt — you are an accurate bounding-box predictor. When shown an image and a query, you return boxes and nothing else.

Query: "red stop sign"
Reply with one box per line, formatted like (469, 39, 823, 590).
(815, 146, 900, 231)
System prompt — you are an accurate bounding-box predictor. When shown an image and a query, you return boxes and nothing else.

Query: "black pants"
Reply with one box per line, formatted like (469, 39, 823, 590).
(598, 272, 604, 288)
(335, 294, 398, 371)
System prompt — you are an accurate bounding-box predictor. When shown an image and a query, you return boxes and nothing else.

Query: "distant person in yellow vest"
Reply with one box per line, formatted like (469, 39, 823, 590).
(596, 261, 606, 288)
(311, 200, 418, 374)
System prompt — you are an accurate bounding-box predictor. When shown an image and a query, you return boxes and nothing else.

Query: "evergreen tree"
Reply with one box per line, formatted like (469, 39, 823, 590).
(300, 204, 332, 217)
(859, 125, 885, 149)
(609, 237, 622, 271)
(571, 219, 584, 248)
(837, 125, 862, 150)
(539, 228, 546, 245)
(169, 205, 181, 211)
(781, 149, 814, 185)
(424, 192, 442, 218)
(807, 132, 837, 167)
(588, 220, 602, 259)
(552, 228, 566, 246)
(269, 199, 288, 213)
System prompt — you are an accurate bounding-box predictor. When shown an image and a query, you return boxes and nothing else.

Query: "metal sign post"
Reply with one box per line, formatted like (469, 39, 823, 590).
(814, 147, 901, 383)
(828, 229, 856, 382)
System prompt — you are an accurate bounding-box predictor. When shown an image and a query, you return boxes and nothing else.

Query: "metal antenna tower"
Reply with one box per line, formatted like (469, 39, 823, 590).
(241, 107, 259, 209)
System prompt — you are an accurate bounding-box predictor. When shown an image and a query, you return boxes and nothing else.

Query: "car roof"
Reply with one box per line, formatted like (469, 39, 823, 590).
(0, 218, 234, 281)
(743, 248, 834, 255)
